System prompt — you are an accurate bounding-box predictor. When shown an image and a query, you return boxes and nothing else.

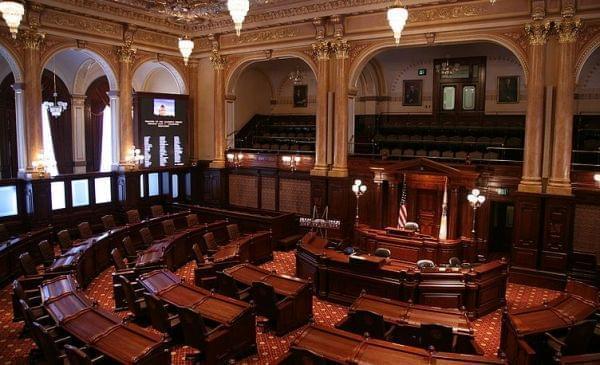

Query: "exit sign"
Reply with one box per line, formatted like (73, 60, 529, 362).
(418, 68, 427, 76)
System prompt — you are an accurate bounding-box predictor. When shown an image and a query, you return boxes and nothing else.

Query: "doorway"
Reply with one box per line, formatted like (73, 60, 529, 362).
(488, 201, 514, 257)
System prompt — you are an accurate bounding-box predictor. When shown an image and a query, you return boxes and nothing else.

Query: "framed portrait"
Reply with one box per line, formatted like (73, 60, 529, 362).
(497, 76, 519, 103)
(293, 84, 308, 108)
(403, 80, 422, 106)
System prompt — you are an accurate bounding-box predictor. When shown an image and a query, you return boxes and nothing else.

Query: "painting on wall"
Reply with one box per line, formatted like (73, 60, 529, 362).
(293, 85, 308, 107)
(403, 80, 422, 106)
(497, 76, 519, 103)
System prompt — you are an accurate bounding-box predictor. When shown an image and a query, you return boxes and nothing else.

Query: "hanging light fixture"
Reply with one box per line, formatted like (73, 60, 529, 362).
(178, 36, 194, 66)
(387, 1, 408, 45)
(227, 0, 249, 36)
(46, 57, 68, 118)
(436, 56, 461, 77)
(0, 0, 24, 39)
(288, 67, 303, 85)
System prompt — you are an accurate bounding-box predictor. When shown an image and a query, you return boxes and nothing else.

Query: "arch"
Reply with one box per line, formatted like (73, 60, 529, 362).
(132, 58, 187, 94)
(225, 50, 317, 96)
(576, 32, 600, 84)
(348, 34, 529, 90)
(40, 44, 118, 92)
(0, 38, 23, 83)
(358, 58, 386, 97)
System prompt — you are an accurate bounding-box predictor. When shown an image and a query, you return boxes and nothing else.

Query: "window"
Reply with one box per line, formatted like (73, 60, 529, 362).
(71, 179, 90, 207)
(172, 174, 179, 199)
(148, 173, 160, 196)
(462, 86, 476, 111)
(442, 86, 456, 111)
(100, 105, 113, 172)
(0, 186, 18, 217)
(51, 181, 66, 210)
(41, 103, 58, 176)
(94, 177, 112, 204)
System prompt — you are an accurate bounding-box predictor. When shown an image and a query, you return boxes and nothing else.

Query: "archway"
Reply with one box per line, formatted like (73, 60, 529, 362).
(132, 60, 187, 95)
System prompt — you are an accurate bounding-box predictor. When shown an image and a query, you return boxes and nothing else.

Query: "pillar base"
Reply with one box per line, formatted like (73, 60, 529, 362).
(518, 178, 543, 194)
(209, 159, 226, 169)
(546, 180, 572, 196)
(329, 167, 348, 178)
(310, 165, 328, 177)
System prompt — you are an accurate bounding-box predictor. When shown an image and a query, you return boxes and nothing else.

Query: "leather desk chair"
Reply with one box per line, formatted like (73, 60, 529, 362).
(186, 214, 199, 228)
(420, 324, 456, 352)
(192, 244, 217, 289)
(64, 344, 105, 365)
(30, 322, 70, 365)
(57, 229, 75, 252)
(118, 275, 147, 322)
(251, 281, 291, 334)
(342, 310, 396, 340)
(150, 205, 164, 218)
(139, 227, 155, 247)
(19, 299, 55, 334)
(101, 214, 116, 230)
(126, 209, 141, 224)
(226, 224, 241, 241)
(144, 293, 180, 339)
(162, 219, 176, 236)
(203, 232, 219, 255)
(77, 222, 93, 239)
(217, 271, 250, 301)
(546, 320, 597, 358)
(111, 248, 135, 272)
(38, 240, 56, 267)
(176, 305, 229, 364)
(122, 236, 140, 262)
(19, 252, 43, 277)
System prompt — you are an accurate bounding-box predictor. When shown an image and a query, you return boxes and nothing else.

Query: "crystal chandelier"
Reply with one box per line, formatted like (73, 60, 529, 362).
(0, 0, 24, 39)
(387, 2, 408, 45)
(436, 57, 461, 77)
(46, 57, 68, 118)
(227, 0, 249, 36)
(288, 67, 303, 85)
(178, 37, 194, 65)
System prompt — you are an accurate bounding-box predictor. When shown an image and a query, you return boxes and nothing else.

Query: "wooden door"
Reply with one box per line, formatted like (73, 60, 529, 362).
(415, 189, 440, 236)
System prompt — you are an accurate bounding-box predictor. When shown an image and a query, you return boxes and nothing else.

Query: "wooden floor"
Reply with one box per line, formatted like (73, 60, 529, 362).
(0, 250, 562, 364)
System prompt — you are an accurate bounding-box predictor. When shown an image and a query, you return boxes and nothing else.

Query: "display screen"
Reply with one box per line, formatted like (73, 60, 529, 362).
(137, 93, 188, 168)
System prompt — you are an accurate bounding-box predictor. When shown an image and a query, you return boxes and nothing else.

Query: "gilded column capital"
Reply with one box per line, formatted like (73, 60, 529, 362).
(524, 20, 551, 46)
(312, 41, 330, 61)
(332, 39, 350, 60)
(209, 50, 226, 70)
(555, 17, 582, 44)
(20, 29, 45, 50)
(116, 45, 136, 63)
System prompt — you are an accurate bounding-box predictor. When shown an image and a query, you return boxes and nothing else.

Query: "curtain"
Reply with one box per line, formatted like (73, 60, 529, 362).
(85, 77, 109, 172)
(42, 70, 72, 175)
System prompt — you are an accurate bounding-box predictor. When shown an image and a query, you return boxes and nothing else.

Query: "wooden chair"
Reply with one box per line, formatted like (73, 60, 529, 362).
(546, 320, 597, 358)
(101, 214, 116, 230)
(12, 282, 42, 323)
(186, 214, 199, 228)
(420, 324, 456, 352)
(217, 271, 250, 301)
(192, 243, 207, 265)
(203, 232, 219, 254)
(38, 240, 56, 267)
(226, 224, 241, 241)
(77, 222, 93, 239)
(57, 229, 73, 251)
(139, 227, 154, 247)
(150, 205, 164, 218)
(193, 244, 218, 289)
(30, 321, 71, 365)
(126, 209, 141, 224)
(162, 219, 176, 236)
(122, 236, 139, 261)
(118, 275, 147, 321)
(176, 305, 230, 364)
(111, 248, 135, 272)
(344, 310, 395, 340)
(19, 252, 40, 276)
(19, 299, 55, 334)
(64, 344, 104, 365)
(251, 281, 291, 333)
(144, 293, 180, 338)
(0, 223, 8, 241)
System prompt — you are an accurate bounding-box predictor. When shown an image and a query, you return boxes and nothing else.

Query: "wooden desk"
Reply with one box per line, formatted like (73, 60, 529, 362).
(276, 324, 505, 364)
(138, 269, 256, 359)
(40, 275, 170, 365)
(500, 281, 599, 365)
(0, 226, 52, 286)
(223, 263, 312, 335)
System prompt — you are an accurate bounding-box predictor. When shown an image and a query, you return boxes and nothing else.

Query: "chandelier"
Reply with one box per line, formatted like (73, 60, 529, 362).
(0, 0, 24, 39)
(436, 57, 461, 77)
(227, 0, 249, 36)
(387, 2, 408, 45)
(178, 37, 194, 65)
(46, 57, 68, 118)
(288, 67, 303, 85)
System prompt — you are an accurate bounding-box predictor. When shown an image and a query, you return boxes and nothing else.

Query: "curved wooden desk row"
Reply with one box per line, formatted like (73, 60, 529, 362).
(40, 275, 170, 365)
(500, 280, 599, 365)
(137, 269, 256, 363)
(275, 324, 505, 364)
(296, 233, 507, 318)
(0, 226, 53, 286)
(355, 225, 472, 265)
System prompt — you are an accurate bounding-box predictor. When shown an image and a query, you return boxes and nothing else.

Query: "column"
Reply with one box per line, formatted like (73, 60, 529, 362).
(108, 91, 120, 170)
(209, 50, 226, 168)
(518, 20, 551, 193)
(330, 39, 350, 177)
(71, 94, 87, 173)
(225, 95, 236, 149)
(311, 40, 330, 176)
(12, 83, 27, 175)
(547, 16, 582, 196)
(116, 45, 135, 166)
(22, 29, 44, 172)
(187, 61, 199, 162)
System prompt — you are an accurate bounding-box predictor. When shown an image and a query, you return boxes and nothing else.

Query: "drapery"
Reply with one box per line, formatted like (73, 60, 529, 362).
(42, 70, 72, 175)
(85, 77, 109, 172)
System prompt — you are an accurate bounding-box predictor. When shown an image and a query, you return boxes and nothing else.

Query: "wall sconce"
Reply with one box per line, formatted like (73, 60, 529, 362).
(31, 151, 51, 178)
(227, 152, 243, 168)
(282, 155, 301, 172)
(126, 145, 144, 170)
(467, 188, 486, 237)
(352, 179, 367, 226)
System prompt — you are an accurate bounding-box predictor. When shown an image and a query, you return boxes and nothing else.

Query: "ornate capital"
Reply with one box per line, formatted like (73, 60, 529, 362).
(555, 17, 582, 44)
(524, 20, 551, 46)
(21, 29, 45, 50)
(209, 49, 226, 70)
(312, 41, 330, 61)
(332, 39, 350, 60)
(116, 45, 136, 63)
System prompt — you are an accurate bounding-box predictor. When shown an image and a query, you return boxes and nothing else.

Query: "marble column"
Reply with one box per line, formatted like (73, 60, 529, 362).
(12, 83, 27, 175)
(330, 39, 350, 178)
(518, 20, 551, 193)
(116, 45, 136, 166)
(22, 29, 45, 172)
(71, 94, 87, 173)
(187, 61, 200, 162)
(311, 40, 330, 176)
(209, 50, 227, 169)
(547, 17, 582, 196)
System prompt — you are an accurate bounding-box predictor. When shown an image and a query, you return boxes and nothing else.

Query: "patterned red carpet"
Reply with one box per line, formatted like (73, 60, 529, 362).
(0, 250, 561, 364)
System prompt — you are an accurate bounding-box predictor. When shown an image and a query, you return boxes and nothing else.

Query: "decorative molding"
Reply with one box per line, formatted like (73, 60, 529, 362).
(210, 49, 226, 70)
(116, 45, 136, 63)
(332, 39, 350, 60)
(231, 28, 297, 45)
(524, 20, 551, 46)
(21, 29, 45, 50)
(407, 3, 489, 24)
(556, 17, 582, 44)
(312, 40, 330, 61)
(42, 10, 121, 38)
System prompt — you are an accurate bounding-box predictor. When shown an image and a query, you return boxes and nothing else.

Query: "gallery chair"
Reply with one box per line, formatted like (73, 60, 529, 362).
(176, 305, 229, 364)
(126, 209, 141, 224)
(226, 224, 241, 241)
(38, 240, 56, 267)
(420, 324, 456, 352)
(545, 320, 597, 357)
(162, 219, 176, 236)
(186, 214, 199, 228)
(64, 344, 105, 365)
(150, 205, 164, 218)
(101, 214, 117, 230)
(77, 222, 93, 239)
(143, 292, 180, 338)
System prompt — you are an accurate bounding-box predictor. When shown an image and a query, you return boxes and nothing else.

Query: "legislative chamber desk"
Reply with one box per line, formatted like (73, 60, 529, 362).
(500, 281, 599, 365)
(297, 232, 507, 318)
(40, 275, 170, 364)
(138, 269, 256, 360)
(276, 324, 505, 364)
(223, 263, 312, 335)
(0, 226, 53, 286)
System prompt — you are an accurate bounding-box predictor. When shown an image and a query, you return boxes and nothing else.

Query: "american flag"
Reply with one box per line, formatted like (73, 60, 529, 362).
(398, 175, 408, 229)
